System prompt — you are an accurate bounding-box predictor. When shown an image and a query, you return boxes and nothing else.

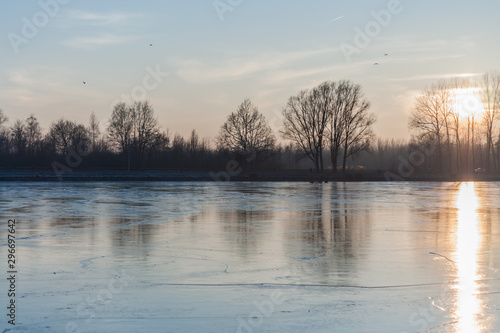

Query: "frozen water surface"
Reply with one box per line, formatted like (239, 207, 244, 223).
(1, 181, 500, 332)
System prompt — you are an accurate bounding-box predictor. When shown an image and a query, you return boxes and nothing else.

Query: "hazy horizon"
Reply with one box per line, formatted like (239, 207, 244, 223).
(1, 0, 499, 140)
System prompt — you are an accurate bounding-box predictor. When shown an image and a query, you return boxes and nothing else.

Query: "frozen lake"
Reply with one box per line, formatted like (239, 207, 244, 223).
(1, 181, 500, 332)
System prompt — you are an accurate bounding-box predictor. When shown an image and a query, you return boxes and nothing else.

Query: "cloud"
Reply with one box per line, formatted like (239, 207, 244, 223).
(59, 11, 143, 49)
(328, 15, 345, 23)
(377, 36, 474, 54)
(0, 66, 111, 127)
(62, 33, 137, 49)
(175, 47, 340, 84)
(7, 67, 72, 91)
(263, 65, 345, 86)
(65, 10, 141, 26)
(388, 73, 483, 82)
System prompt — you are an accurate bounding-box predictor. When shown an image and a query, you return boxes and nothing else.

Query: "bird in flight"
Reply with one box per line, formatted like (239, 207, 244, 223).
(374, 63, 379, 66)
(149, 43, 153, 47)
(83, 81, 86, 84)
(384, 53, 389, 56)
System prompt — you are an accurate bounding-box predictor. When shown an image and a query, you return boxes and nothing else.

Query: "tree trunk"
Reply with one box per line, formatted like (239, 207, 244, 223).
(318, 137, 324, 173)
(331, 147, 338, 173)
(486, 137, 491, 172)
(436, 133, 442, 173)
(314, 149, 320, 173)
(342, 144, 348, 173)
(492, 139, 498, 172)
(445, 127, 452, 173)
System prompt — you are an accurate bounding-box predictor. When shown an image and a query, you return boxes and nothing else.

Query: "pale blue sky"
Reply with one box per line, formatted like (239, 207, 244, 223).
(1, 0, 498, 140)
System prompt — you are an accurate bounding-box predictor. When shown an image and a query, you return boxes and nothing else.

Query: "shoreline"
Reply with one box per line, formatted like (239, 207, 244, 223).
(0, 170, 498, 182)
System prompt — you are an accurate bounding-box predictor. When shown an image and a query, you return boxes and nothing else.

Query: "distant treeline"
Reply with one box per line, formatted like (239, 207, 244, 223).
(1, 74, 499, 176)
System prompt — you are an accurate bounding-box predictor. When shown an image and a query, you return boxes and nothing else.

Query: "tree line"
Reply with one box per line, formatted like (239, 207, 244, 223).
(409, 72, 500, 174)
(0, 74, 499, 175)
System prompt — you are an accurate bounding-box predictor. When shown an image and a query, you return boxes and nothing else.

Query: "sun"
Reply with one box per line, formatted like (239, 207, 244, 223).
(451, 88, 484, 119)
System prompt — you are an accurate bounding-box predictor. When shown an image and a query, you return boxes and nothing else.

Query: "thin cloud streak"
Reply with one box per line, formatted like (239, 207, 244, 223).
(176, 47, 340, 84)
(388, 73, 483, 82)
(65, 10, 142, 26)
(329, 15, 345, 23)
(62, 33, 138, 49)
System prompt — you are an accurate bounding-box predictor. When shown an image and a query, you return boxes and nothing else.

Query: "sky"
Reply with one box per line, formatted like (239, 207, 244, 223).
(1, 0, 499, 142)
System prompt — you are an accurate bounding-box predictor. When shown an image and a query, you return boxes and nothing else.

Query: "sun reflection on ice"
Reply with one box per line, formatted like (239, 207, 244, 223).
(454, 182, 481, 332)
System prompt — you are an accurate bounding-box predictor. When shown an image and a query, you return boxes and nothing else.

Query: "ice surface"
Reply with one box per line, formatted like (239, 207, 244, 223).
(1, 181, 500, 332)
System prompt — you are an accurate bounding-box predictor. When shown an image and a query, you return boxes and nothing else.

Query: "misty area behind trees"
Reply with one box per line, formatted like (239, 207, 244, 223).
(1, 74, 500, 177)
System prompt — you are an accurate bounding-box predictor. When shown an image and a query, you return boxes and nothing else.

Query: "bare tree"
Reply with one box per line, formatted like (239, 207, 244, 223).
(309, 82, 335, 172)
(339, 82, 375, 172)
(282, 81, 374, 173)
(328, 82, 345, 173)
(48, 119, 73, 154)
(434, 81, 454, 173)
(171, 133, 186, 167)
(172, 133, 185, 152)
(25, 114, 42, 156)
(10, 120, 27, 155)
(0, 110, 8, 155)
(447, 77, 478, 173)
(0, 109, 7, 127)
(409, 84, 448, 172)
(480, 71, 500, 172)
(447, 78, 465, 173)
(70, 124, 90, 154)
(149, 131, 170, 154)
(108, 101, 161, 166)
(218, 99, 275, 161)
(282, 88, 330, 173)
(325, 80, 376, 173)
(89, 112, 100, 153)
(409, 77, 491, 174)
(48, 119, 89, 155)
(107, 103, 134, 153)
(187, 129, 199, 165)
(132, 101, 160, 162)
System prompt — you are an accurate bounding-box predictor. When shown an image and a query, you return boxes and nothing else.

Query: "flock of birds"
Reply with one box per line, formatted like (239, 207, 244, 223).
(374, 53, 389, 66)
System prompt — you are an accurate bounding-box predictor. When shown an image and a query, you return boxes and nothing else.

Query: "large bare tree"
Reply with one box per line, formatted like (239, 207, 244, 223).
(218, 99, 275, 160)
(435, 81, 454, 173)
(107, 103, 134, 153)
(9, 114, 42, 158)
(328, 81, 345, 173)
(48, 119, 89, 155)
(283, 80, 375, 173)
(108, 101, 161, 163)
(132, 100, 160, 162)
(309, 82, 336, 172)
(48, 119, 74, 154)
(339, 82, 375, 172)
(282, 86, 331, 173)
(409, 83, 449, 172)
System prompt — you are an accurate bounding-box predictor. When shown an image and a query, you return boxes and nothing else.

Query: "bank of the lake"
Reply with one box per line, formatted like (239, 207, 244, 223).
(0, 169, 499, 182)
